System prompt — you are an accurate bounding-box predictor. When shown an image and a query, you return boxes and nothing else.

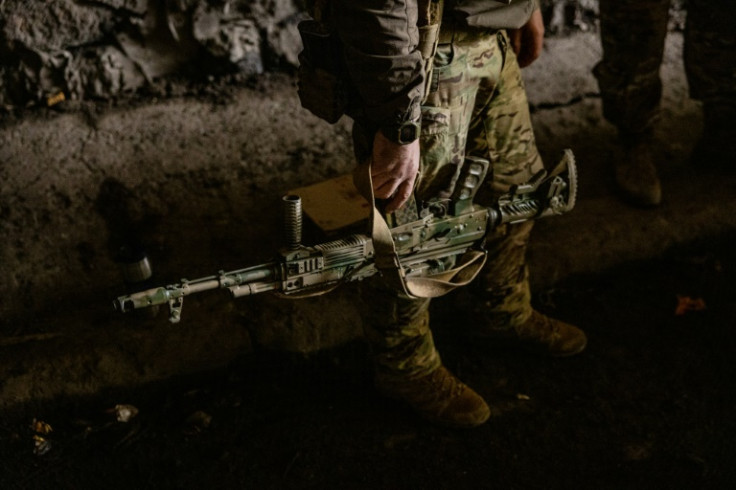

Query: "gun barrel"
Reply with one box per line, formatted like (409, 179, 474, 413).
(114, 263, 279, 315)
(113, 284, 185, 313)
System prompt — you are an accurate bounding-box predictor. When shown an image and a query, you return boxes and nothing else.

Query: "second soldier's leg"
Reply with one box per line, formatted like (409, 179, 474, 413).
(685, 0, 736, 171)
(594, 0, 670, 206)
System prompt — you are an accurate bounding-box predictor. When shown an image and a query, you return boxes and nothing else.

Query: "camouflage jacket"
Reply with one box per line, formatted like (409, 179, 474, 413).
(331, 0, 538, 137)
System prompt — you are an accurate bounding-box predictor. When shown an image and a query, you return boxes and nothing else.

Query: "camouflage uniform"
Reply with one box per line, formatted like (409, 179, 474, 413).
(594, 0, 736, 136)
(354, 27, 543, 379)
(298, 0, 581, 427)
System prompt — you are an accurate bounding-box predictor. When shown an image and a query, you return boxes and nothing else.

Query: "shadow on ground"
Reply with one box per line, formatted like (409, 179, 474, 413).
(2, 232, 735, 490)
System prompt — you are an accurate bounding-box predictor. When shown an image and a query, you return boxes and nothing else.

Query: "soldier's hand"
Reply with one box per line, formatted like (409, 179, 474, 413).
(509, 7, 544, 68)
(370, 130, 420, 213)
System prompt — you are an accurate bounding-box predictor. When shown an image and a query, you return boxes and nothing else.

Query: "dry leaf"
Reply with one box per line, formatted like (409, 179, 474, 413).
(675, 295, 707, 315)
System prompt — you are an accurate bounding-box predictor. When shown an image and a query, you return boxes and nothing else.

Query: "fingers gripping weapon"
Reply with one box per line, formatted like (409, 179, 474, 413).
(113, 150, 577, 323)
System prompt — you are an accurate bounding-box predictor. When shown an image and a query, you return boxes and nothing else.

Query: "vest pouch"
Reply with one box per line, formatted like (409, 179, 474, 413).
(297, 20, 347, 124)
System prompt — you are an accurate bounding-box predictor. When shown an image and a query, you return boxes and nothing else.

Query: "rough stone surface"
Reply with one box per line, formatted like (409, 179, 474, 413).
(0, 0, 303, 106)
(0, 0, 115, 52)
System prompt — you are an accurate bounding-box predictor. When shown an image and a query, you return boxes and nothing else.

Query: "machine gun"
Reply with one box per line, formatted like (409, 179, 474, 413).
(113, 150, 577, 323)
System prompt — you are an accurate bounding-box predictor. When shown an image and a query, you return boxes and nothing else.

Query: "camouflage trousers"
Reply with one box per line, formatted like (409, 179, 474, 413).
(354, 29, 543, 379)
(594, 0, 736, 135)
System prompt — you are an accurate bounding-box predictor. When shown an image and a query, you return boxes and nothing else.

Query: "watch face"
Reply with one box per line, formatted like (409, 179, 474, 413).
(399, 122, 418, 144)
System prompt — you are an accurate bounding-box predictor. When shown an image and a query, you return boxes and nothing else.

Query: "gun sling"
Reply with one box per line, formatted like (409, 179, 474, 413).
(353, 160, 487, 299)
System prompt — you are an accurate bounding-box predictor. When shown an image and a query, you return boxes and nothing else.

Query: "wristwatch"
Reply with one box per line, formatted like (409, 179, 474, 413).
(383, 119, 421, 145)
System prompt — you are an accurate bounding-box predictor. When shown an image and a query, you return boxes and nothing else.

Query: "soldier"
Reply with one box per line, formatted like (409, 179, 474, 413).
(302, 0, 587, 428)
(595, 0, 736, 207)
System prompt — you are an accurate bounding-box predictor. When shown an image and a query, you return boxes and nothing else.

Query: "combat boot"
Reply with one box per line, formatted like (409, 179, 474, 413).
(615, 133, 662, 207)
(375, 365, 491, 428)
(507, 310, 588, 357)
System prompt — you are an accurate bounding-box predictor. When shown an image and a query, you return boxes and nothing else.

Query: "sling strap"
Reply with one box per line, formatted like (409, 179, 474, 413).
(353, 161, 486, 299)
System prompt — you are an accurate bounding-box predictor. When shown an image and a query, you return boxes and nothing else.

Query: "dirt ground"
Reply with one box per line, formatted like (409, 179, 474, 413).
(1, 231, 735, 489)
(2, 20, 736, 489)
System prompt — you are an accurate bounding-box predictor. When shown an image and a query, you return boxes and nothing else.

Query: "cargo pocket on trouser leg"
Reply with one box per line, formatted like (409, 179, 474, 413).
(416, 106, 454, 200)
(417, 100, 473, 202)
